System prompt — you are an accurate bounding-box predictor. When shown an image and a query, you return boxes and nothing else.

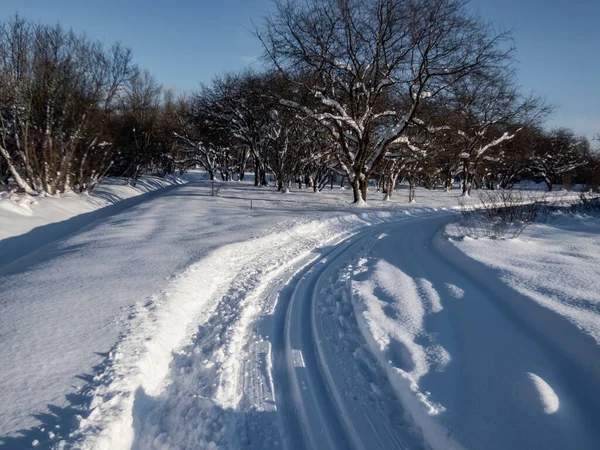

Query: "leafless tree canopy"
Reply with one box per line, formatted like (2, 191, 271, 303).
(0, 17, 135, 194)
(0, 16, 188, 194)
(257, 0, 526, 202)
(0, 9, 596, 199)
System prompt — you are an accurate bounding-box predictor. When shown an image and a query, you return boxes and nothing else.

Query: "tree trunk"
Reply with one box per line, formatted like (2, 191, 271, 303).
(360, 177, 368, 201)
(383, 180, 391, 201)
(352, 178, 362, 203)
(444, 169, 453, 192)
(383, 174, 397, 200)
(254, 161, 260, 186)
(461, 160, 471, 196)
(351, 173, 368, 203)
(260, 167, 268, 186)
(0, 145, 36, 195)
(305, 174, 313, 188)
(238, 149, 248, 181)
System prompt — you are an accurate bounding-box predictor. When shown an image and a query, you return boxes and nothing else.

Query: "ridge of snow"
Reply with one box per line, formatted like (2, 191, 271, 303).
(0, 174, 188, 242)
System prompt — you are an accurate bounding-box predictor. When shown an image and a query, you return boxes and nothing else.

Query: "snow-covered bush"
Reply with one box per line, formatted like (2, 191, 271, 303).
(568, 192, 600, 216)
(453, 190, 552, 238)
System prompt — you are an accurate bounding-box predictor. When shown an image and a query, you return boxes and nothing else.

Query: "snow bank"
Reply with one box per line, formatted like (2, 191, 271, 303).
(442, 214, 600, 408)
(346, 215, 599, 450)
(0, 174, 187, 242)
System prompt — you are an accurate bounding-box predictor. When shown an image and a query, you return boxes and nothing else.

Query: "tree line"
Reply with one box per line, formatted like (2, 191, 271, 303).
(0, 16, 184, 195)
(1, 2, 598, 203)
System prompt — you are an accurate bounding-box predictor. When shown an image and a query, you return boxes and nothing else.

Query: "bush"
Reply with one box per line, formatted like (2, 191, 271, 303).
(453, 190, 553, 238)
(568, 192, 600, 215)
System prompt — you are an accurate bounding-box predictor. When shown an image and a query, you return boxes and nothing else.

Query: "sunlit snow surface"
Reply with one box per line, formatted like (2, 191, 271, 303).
(0, 174, 598, 449)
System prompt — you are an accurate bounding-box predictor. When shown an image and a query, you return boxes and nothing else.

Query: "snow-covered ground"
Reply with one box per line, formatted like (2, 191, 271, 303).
(344, 214, 600, 449)
(0, 175, 187, 242)
(0, 176, 450, 449)
(1, 175, 598, 450)
(445, 214, 600, 441)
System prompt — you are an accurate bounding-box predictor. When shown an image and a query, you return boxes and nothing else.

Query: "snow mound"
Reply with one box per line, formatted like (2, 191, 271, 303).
(527, 373, 560, 414)
(0, 174, 187, 242)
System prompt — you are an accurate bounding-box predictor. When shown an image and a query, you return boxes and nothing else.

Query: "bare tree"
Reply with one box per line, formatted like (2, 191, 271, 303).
(0, 17, 133, 194)
(480, 124, 539, 190)
(186, 71, 278, 185)
(259, 0, 513, 203)
(173, 105, 222, 181)
(110, 69, 165, 185)
(529, 128, 589, 191)
(443, 70, 550, 196)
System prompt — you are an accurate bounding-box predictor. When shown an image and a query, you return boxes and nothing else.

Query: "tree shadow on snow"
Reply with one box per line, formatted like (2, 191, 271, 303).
(0, 351, 114, 449)
(0, 183, 184, 270)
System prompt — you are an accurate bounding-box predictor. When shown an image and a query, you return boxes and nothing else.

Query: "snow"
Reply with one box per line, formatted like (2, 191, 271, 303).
(444, 214, 600, 430)
(447, 214, 600, 349)
(0, 173, 443, 448)
(72, 214, 372, 450)
(528, 373, 560, 414)
(1, 174, 598, 449)
(0, 174, 187, 249)
(280, 212, 444, 450)
(344, 215, 600, 449)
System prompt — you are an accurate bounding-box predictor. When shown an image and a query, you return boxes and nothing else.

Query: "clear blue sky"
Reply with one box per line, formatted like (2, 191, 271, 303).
(1, 0, 598, 140)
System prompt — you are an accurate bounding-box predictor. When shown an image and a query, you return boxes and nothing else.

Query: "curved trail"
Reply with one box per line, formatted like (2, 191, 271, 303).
(273, 214, 600, 450)
(273, 215, 447, 450)
(49, 207, 600, 450)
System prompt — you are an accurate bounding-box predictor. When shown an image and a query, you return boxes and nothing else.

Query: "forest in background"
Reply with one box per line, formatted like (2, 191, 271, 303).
(1, 0, 598, 203)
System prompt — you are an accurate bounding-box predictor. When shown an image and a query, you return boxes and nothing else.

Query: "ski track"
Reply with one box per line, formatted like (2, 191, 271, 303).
(2, 179, 599, 450)
(278, 215, 443, 450)
(39, 201, 437, 449)
(125, 212, 441, 450)
(54, 211, 441, 450)
(123, 210, 600, 450)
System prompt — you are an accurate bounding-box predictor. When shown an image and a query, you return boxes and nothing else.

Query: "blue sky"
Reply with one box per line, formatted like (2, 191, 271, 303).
(1, 0, 598, 140)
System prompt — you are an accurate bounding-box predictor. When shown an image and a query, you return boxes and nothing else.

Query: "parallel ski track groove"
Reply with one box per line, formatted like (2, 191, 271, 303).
(273, 212, 449, 450)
